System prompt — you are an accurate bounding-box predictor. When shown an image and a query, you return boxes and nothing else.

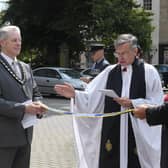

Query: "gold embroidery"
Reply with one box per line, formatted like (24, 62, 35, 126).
(105, 139, 112, 152)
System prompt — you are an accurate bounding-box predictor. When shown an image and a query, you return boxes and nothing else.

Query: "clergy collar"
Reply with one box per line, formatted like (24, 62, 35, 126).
(122, 66, 127, 72)
(121, 65, 132, 71)
(0, 52, 18, 66)
(120, 58, 138, 72)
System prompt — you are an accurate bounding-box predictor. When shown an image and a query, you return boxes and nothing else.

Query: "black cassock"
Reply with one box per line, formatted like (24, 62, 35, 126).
(146, 103, 168, 168)
(99, 59, 146, 168)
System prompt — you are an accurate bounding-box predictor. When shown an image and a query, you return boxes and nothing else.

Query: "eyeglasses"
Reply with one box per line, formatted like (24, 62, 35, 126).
(113, 50, 131, 58)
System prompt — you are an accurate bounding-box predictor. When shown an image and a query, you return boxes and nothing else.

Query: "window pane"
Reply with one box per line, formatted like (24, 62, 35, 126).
(143, 0, 152, 10)
(34, 70, 47, 77)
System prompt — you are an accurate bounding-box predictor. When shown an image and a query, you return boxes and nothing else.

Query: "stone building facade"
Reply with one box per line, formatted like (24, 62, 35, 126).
(138, 0, 168, 64)
(159, 0, 168, 64)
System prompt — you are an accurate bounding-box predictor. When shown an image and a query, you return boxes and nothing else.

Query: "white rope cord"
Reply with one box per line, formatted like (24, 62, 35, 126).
(47, 107, 133, 118)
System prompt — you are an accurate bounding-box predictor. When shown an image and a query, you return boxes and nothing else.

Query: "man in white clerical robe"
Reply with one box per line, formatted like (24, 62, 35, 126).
(55, 34, 164, 168)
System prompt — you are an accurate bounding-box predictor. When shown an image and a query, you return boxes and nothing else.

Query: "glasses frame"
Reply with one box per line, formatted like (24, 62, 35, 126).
(113, 49, 134, 58)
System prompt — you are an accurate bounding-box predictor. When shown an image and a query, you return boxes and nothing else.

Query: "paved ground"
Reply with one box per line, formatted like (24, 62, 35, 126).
(30, 97, 77, 168)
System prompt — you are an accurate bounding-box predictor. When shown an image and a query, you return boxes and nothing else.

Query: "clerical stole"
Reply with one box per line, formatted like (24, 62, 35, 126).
(99, 59, 146, 168)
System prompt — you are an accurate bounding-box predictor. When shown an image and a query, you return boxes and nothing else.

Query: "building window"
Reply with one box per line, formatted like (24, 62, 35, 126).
(143, 0, 152, 10)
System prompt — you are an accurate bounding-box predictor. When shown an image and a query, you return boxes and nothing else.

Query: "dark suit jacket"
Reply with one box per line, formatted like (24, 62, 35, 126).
(91, 58, 110, 78)
(94, 58, 110, 72)
(146, 103, 168, 168)
(0, 55, 42, 147)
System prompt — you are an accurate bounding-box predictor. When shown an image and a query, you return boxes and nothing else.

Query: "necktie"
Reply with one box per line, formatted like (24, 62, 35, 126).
(94, 62, 98, 69)
(12, 61, 21, 79)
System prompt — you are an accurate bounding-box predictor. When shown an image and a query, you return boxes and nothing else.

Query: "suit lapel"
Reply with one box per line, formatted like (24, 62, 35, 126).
(0, 55, 26, 85)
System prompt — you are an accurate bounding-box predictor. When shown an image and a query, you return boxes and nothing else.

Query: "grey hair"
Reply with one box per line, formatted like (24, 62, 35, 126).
(114, 34, 138, 49)
(0, 25, 21, 41)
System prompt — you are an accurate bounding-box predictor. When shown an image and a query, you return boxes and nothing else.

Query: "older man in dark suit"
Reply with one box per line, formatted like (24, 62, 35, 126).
(0, 25, 47, 168)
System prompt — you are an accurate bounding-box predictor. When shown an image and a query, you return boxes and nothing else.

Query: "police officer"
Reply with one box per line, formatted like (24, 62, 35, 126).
(81, 43, 110, 83)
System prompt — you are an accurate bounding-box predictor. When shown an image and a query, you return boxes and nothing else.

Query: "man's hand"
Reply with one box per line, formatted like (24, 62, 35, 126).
(80, 77, 91, 83)
(34, 101, 48, 112)
(133, 105, 149, 119)
(113, 97, 133, 108)
(54, 83, 75, 98)
(25, 101, 48, 115)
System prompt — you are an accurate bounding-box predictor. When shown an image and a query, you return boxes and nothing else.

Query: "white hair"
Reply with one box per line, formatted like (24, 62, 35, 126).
(0, 25, 21, 40)
(114, 34, 138, 49)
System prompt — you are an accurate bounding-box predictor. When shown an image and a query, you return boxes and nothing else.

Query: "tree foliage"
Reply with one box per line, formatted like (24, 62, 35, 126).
(87, 0, 153, 53)
(2, 0, 154, 65)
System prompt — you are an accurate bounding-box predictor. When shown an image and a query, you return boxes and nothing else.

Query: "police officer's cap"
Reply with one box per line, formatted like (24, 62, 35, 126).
(89, 43, 105, 52)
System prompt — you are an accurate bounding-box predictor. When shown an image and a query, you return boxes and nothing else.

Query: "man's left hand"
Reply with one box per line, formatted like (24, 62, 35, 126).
(113, 97, 133, 108)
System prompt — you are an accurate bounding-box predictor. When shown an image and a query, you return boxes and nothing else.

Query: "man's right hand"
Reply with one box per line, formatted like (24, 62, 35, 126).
(80, 77, 91, 83)
(133, 105, 148, 119)
(25, 102, 48, 115)
(54, 83, 75, 98)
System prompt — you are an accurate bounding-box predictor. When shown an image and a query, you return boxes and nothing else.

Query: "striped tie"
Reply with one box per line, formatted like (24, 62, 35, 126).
(12, 61, 21, 78)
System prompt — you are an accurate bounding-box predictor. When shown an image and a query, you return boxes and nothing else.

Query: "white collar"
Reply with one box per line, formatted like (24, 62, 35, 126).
(0, 52, 17, 66)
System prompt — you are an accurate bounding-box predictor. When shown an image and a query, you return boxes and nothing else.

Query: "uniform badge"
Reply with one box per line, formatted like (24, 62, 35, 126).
(105, 139, 112, 152)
